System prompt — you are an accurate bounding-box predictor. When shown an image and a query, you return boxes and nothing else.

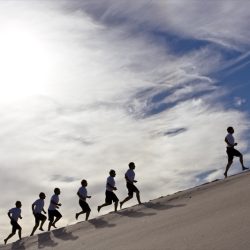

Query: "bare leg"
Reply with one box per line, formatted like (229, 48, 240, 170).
(39, 218, 46, 231)
(97, 203, 111, 212)
(85, 211, 90, 221)
(114, 201, 118, 212)
(48, 221, 53, 231)
(75, 211, 85, 220)
(224, 160, 233, 178)
(4, 233, 15, 245)
(52, 216, 61, 228)
(120, 196, 132, 209)
(30, 223, 39, 236)
(136, 191, 142, 204)
(18, 229, 22, 240)
(240, 155, 248, 170)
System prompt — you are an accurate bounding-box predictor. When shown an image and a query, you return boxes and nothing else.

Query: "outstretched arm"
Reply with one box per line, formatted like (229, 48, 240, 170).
(7, 212, 11, 220)
(32, 204, 35, 214)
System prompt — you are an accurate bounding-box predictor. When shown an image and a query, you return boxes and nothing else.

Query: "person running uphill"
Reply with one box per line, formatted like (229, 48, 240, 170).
(76, 179, 91, 221)
(4, 201, 22, 245)
(48, 188, 62, 231)
(98, 170, 119, 212)
(224, 126, 248, 178)
(30, 192, 47, 236)
(120, 162, 142, 209)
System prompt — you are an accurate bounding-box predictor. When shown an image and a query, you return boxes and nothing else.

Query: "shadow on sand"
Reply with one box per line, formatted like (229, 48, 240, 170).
(11, 240, 25, 250)
(37, 232, 58, 249)
(52, 228, 78, 241)
(143, 202, 186, 210)
(117, 209, 156, 218)
(88, 217, 116, 229)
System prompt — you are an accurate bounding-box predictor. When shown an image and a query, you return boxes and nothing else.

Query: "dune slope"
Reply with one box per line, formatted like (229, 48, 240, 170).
(1, 171, 250, 250)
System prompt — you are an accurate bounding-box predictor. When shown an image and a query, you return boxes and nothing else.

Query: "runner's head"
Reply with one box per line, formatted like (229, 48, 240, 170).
(128, 162, 135, 169)
(109, 169, 116, 177)
(39, 192, 46, 199)
(54, 188, 61, 195)
(227, 127, 234, 134)
(15, 201, 22, 208)
(81, 179, 88, 187)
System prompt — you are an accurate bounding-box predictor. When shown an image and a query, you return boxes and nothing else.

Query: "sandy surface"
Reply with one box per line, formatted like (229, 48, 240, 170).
(1, 171, 250, 250)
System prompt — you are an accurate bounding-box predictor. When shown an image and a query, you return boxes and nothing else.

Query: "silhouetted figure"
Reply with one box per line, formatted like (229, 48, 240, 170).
(75, 179, 91, 221)
(98, 170, 119, 212)
(4, 201, 22, 245)
(120, 162, 142, 209)
(48, 188, 62, 231)
(30, 192, 47, 236)
(224, 127, 248, 178)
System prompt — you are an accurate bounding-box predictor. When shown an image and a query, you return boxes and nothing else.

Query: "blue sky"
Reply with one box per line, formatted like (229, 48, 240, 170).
(0, 0, 250, 242)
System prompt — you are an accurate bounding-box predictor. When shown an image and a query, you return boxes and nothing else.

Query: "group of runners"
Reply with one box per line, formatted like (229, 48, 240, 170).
(3, 162, 141, 245)
(3, 126, 248, 245)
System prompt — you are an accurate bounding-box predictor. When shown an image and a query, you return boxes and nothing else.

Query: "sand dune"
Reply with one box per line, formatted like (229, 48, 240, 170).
(1, 171, 250, 250)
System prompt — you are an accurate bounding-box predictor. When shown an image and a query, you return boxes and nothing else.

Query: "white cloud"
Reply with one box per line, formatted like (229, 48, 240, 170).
(234, 97, 246, 107)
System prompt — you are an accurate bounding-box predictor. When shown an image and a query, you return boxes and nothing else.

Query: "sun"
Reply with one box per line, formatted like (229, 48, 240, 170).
(0, 22, 52, 101)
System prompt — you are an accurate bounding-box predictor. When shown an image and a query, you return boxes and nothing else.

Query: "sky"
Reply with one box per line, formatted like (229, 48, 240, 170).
(0, 0, 250, 243)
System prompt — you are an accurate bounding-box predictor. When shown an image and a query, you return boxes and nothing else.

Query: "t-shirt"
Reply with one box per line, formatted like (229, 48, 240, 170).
(48, 194, 59, 210)
(78, 186, 87, 200)
(106, 176, 115, 192)
(125, 169, 135, 182)
(9, 207, 21, 221)
(32, 199, 44, 214)
(226, 133, 235, 147)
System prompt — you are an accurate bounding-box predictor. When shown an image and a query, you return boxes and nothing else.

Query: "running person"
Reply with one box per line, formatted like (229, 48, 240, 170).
(75, 179, 91, 221)
(98, 170, 119, 212)
(120, 162, 141, 209)
(30, 192, 47, 236)
(224, 126, 248, 178)
(48, 188, 62, 231)
(4, 201, 22, 245)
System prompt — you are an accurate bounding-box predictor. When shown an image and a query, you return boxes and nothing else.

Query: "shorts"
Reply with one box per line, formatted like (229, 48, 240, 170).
(79, 199, 91, 213)
(127, 182, 139, 197)
(34, 213, 47, 224)
(48, 210, 62, 222)
(105, 190, 119, 204)
(11, 220, 21, 234)
(227, 147, 242, 161)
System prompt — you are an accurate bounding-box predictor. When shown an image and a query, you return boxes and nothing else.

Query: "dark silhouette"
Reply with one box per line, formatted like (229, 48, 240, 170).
(97, 169, 119, 212)
(4, 201, 23, 245)
(30, 192, 47, 236)
(48, 188, 62, 231)
(75, 179, 91, 221)
(120, 162, 142, 209)
(224, 127, 248, 178)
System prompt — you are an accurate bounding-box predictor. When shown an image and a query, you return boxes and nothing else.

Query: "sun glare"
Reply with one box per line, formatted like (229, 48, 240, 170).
(0, 23, 52, 101)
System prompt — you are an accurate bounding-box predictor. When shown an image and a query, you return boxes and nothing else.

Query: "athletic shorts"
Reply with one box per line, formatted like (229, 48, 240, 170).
(227, 147, 242, 161)
(11, 220, 21, 234)
(34, 213, 47, 224)
(48, 210, 62, 222)
(79, 199, 91, 213)
(127, 182, 139, 197)
(105, 190, 119, 204)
